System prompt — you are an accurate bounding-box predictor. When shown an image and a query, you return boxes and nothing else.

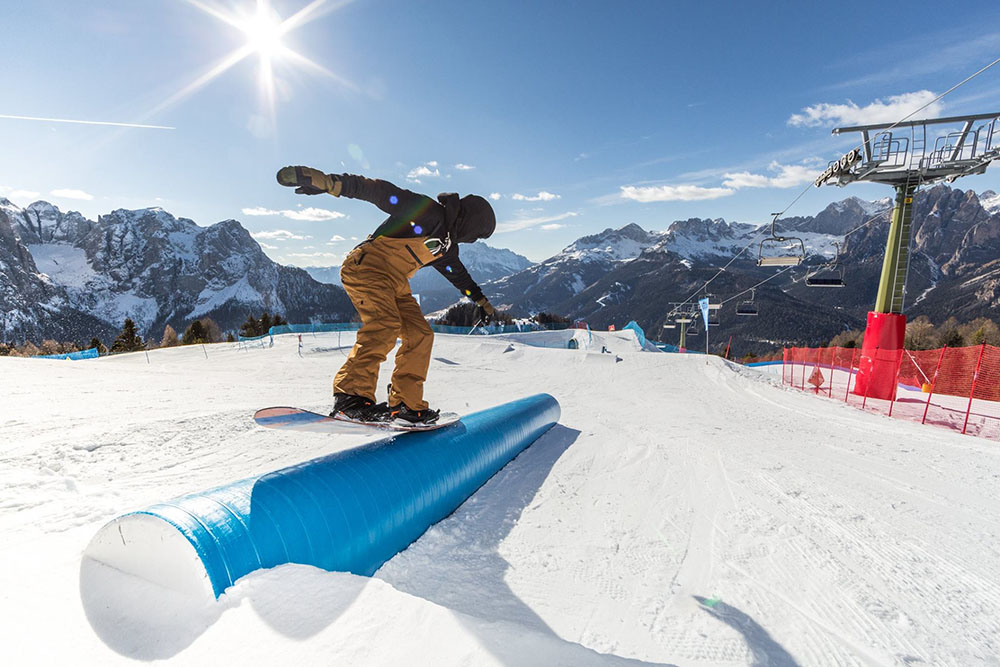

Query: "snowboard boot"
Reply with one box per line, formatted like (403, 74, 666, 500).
(388, 403, 440, 426)
(332, 393, 389, 422)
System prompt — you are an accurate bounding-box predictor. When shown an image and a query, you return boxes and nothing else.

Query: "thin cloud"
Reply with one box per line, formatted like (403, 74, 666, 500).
(0, 186, 40, 201)
(788, 91, 943, 128)
(50, 188, 94, 201)
(283, 251, 344, 264)
(511, 191, 560, 202)
(258, 241, 278, 250)
(242, 206, 345, 221)
(406, 162, 442, 183)
(722, 161, 819, 189)
(540, 223, 567, 231)
(620, 184, 734, 203)
(496, 211, 578, 234)
(284, 207, 345, 221)
(454, 163, 475, 170)
(488, 192, 502, 201)
(327, 234, 346, 244)
(251, 229, 312, 241)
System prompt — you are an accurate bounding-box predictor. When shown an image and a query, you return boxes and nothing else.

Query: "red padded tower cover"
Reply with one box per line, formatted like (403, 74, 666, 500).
(853, 311, 906, 400)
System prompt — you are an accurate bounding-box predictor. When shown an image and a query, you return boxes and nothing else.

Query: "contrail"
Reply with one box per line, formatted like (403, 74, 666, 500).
(0, 114, 174, 130)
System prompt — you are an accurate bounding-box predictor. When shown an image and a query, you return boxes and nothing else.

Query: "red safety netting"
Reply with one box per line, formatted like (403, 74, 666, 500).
(779, 343, 1000, 442)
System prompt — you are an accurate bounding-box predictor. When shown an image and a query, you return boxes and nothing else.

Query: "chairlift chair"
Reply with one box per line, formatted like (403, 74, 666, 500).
(736, 288, 759, 316)
(805, 242, 846, 288)
(757, 213, 805, 267)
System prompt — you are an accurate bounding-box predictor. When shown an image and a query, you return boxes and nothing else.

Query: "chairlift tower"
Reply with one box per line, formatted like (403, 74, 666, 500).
(667, 302, 699, 351)
(817, 111, 1000, 398)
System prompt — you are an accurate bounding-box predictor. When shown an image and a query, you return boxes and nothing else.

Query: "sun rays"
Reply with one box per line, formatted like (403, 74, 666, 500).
(149, 0, 355, 124)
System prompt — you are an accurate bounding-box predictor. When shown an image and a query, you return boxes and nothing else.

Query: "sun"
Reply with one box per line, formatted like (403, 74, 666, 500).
(242, 7, 285, 59)
(149, 1, 356, 123)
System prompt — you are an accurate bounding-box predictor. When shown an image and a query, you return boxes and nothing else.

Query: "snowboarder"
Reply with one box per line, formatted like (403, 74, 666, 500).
(276, 166, 498, 425)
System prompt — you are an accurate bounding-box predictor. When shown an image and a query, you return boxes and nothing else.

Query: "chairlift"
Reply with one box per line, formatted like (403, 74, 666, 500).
(662, 322, 677, 329)
(757, 213, 805, 267)
(736, 288, 759, 316)
(701, 293, 721, 310)
(805, 242, 846, 288)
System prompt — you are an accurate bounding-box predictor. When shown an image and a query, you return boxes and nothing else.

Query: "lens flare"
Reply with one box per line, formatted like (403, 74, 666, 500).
(158, 1, 357, 125)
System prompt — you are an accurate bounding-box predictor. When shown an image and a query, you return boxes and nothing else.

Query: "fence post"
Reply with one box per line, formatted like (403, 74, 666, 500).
(962, 343, 987, 435)
(827, 347, 836, 398)
(888, 348, 904, 418)
(800, 349, 807, 390)
(862, 346, 877, 410)
(782, 348, 788, 385)
(922, 347, 946, 425)
(844, 348, 856, 402)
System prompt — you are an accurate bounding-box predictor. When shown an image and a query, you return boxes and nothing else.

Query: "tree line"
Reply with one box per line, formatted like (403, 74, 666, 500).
(0, 311, 288, 357)
(829, 315, 1000, 350)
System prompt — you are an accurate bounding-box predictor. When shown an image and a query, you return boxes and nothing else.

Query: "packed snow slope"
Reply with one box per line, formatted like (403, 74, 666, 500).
(2, 331, 999, 666)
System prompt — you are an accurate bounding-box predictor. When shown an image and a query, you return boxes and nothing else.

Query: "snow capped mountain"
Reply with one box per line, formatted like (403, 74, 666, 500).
(980, 190, 1000, 215)
(0, 201, 353, 342)
(559, 222, 660, 262)
(487, 185, 1000, 351)
(650, 217, 754, 260)
(487, 223, 661, 311)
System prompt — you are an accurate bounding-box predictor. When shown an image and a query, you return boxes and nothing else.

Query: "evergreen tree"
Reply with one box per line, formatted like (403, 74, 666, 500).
(937, 317, 964, 348)
(88, 337, 103, 354)
(226, 332, 236, 343)
(272, 313, 287, 327)
(111, 318, 144, 353)
(260, 312, 273, 335)
(160, 325, 179, 348)
(239, 314, 261, 338)
(182, 320, 208, 345)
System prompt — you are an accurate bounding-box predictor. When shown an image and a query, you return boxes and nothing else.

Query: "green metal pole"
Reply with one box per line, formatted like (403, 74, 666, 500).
(679, 320, 687, 350)
(874, 184, 917, 314)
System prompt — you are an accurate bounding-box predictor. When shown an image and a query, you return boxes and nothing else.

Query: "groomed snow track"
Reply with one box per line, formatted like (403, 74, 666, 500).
(85, 394, 560, 599)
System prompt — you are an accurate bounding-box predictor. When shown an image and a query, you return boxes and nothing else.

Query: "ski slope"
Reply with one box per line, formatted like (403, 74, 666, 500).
(2, 331, 999, 666)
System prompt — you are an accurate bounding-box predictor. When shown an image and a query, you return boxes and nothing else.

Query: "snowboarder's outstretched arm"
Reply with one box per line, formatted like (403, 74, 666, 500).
(277, 166, 433, 219)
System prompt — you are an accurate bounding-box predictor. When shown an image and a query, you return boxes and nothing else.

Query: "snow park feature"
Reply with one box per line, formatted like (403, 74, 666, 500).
(85, 394, 560, 599)
(6, 329, 1000, 665)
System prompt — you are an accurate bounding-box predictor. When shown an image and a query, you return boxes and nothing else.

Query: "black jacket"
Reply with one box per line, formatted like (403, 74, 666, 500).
(338, 174, 493, 302)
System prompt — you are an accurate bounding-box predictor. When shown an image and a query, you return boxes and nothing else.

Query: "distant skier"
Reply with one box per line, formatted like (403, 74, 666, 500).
(277, 166, 498, 425)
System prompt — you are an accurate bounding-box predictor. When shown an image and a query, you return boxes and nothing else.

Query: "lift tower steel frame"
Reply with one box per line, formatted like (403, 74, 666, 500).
(817, 111, 1000, 398)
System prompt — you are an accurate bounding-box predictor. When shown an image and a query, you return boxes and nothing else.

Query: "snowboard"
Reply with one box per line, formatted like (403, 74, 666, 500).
(253, 406, 461, 434)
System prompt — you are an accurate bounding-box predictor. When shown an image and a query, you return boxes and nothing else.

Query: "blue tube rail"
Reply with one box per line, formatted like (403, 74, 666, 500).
(120, 394, 560, 597)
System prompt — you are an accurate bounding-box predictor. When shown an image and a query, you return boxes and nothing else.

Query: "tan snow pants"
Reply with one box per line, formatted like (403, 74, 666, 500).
(334, 236, 438, 410)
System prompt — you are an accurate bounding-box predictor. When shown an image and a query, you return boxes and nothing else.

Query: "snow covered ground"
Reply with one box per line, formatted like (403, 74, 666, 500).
(2, 331, 1000, 665)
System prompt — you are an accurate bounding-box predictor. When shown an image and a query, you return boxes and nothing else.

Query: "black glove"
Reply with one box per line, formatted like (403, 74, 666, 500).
(276, 166, 342, 196)
(476, 297, 496, 324)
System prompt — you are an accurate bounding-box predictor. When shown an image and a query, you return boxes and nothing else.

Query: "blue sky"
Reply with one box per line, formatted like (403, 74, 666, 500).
(3, 0, 1000, 263)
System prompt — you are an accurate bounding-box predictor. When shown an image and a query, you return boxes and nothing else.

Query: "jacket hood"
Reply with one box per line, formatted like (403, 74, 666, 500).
(437, 193, 496, 242)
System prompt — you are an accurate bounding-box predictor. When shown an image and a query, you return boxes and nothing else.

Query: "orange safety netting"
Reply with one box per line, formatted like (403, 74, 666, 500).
(780, 343, 1000, 442)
